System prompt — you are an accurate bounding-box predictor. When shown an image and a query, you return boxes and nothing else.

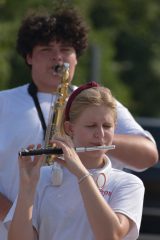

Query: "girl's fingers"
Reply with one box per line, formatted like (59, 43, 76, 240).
(19, 144, 44, 168)
(51, 136, 74, 148)
(51, 139, 75, 156)
(54, 156, 66, 167)
(32, 144, 43, 165)
(27, 144, 35, 150)
(36, 155, 45, 168)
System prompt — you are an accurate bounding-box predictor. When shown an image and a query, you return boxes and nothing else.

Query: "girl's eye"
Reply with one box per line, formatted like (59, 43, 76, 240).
(103, 125, 113, 129)
(85, 124, 113, 129)
(104, 125, 111, 128)
(86, 125, 95, 128)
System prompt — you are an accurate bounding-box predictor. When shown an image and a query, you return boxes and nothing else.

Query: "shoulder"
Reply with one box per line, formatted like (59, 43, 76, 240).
(110, 168, 144, 189)
(108, 169, 145, 204)
(0, 84, 29, 102)
(114, 99, 148, 135)
(115, 99, 134, 120)
(108, 169, 145, 222)
(0, 84, 29, 114)
(114, 101, 154, 141)
(108, 168, 144, 239)
(114, 99, 137, 129)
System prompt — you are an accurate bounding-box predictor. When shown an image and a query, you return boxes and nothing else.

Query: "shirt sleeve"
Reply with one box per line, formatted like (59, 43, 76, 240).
(3, 197, 18, 229)
(32, 190, 39, 233)
(115, 100, 155, 143)
(108, 171, 145, 240)
(0, 93, 7, 120)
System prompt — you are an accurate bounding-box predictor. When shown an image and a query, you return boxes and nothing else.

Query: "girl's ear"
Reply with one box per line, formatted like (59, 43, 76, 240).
(64, 121, 74, 137)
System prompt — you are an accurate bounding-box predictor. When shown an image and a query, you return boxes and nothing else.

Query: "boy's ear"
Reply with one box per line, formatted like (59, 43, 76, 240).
(26, 53, 32, 65)
(64, 121, 74, 137)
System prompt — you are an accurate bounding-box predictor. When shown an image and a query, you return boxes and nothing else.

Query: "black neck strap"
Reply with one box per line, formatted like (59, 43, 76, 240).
(28, 82, 47, 139)
(28, 82, 75, 140)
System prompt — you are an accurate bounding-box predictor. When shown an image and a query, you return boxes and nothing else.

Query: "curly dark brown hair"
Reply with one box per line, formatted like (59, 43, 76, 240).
(16, 8, 89, 60)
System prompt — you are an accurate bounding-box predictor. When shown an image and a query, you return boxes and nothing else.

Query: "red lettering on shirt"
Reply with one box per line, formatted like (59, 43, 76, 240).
(100, 189, 112, 197)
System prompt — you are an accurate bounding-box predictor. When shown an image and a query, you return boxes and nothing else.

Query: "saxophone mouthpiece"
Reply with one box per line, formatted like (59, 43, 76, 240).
(54, 64, 62, 73)
(52, 63, 70, 75)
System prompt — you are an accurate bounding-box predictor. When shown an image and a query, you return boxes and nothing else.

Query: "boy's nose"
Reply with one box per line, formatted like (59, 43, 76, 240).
(52, 49, 63, 61)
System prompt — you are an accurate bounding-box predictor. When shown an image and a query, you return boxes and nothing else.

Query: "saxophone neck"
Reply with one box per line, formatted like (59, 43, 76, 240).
(44, 62, 70, 165)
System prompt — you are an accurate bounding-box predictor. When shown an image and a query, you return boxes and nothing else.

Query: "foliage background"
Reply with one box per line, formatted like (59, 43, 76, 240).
(0, 0, 160, 117)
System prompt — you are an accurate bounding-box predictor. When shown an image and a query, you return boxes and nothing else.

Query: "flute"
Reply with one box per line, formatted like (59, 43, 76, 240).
(19, 145, 115, 157)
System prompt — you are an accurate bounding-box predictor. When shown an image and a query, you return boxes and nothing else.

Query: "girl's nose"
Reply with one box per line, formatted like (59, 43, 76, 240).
(94, 127, 105, 138)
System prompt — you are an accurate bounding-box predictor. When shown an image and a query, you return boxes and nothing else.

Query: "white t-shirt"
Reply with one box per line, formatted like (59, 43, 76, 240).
(4, 163, 143, 240)
(4, 159, 144, 240)
(0, 84, 151, 239)
(0, 84, 55, 240)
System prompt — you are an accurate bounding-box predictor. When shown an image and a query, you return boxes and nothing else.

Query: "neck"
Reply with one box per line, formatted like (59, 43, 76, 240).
(79, 153, 105, 169)
(37, 85, 57, 94)
(30, 81, 57, 94)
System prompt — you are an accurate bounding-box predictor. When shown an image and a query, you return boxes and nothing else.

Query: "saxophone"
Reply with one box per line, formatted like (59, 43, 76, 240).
(44, 62, 70, 167)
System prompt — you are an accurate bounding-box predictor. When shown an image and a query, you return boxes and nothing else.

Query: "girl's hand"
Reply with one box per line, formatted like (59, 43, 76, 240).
(18, 144, 44, 192)
(51, 137, 88, 178)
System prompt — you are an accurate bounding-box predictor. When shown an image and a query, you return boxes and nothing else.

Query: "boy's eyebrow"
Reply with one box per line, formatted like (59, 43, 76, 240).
(46, 42, 72, 48)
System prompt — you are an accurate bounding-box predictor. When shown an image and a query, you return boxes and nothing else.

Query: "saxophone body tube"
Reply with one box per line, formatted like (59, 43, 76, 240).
(19, 145, 115, 157)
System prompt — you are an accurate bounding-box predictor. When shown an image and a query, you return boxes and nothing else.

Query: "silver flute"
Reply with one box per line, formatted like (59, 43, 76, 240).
(19, 145, 115, 157)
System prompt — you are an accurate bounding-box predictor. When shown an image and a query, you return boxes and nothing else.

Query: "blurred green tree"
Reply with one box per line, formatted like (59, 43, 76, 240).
(89, 0, 160, 116)
(0, 0, 160, 117)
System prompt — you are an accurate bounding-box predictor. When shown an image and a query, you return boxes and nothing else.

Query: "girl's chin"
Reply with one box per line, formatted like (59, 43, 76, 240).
(79, 150, 105, 158)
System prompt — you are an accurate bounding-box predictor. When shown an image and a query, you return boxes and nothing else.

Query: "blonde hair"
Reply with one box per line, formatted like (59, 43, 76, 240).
(60, 86, 117, 135)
